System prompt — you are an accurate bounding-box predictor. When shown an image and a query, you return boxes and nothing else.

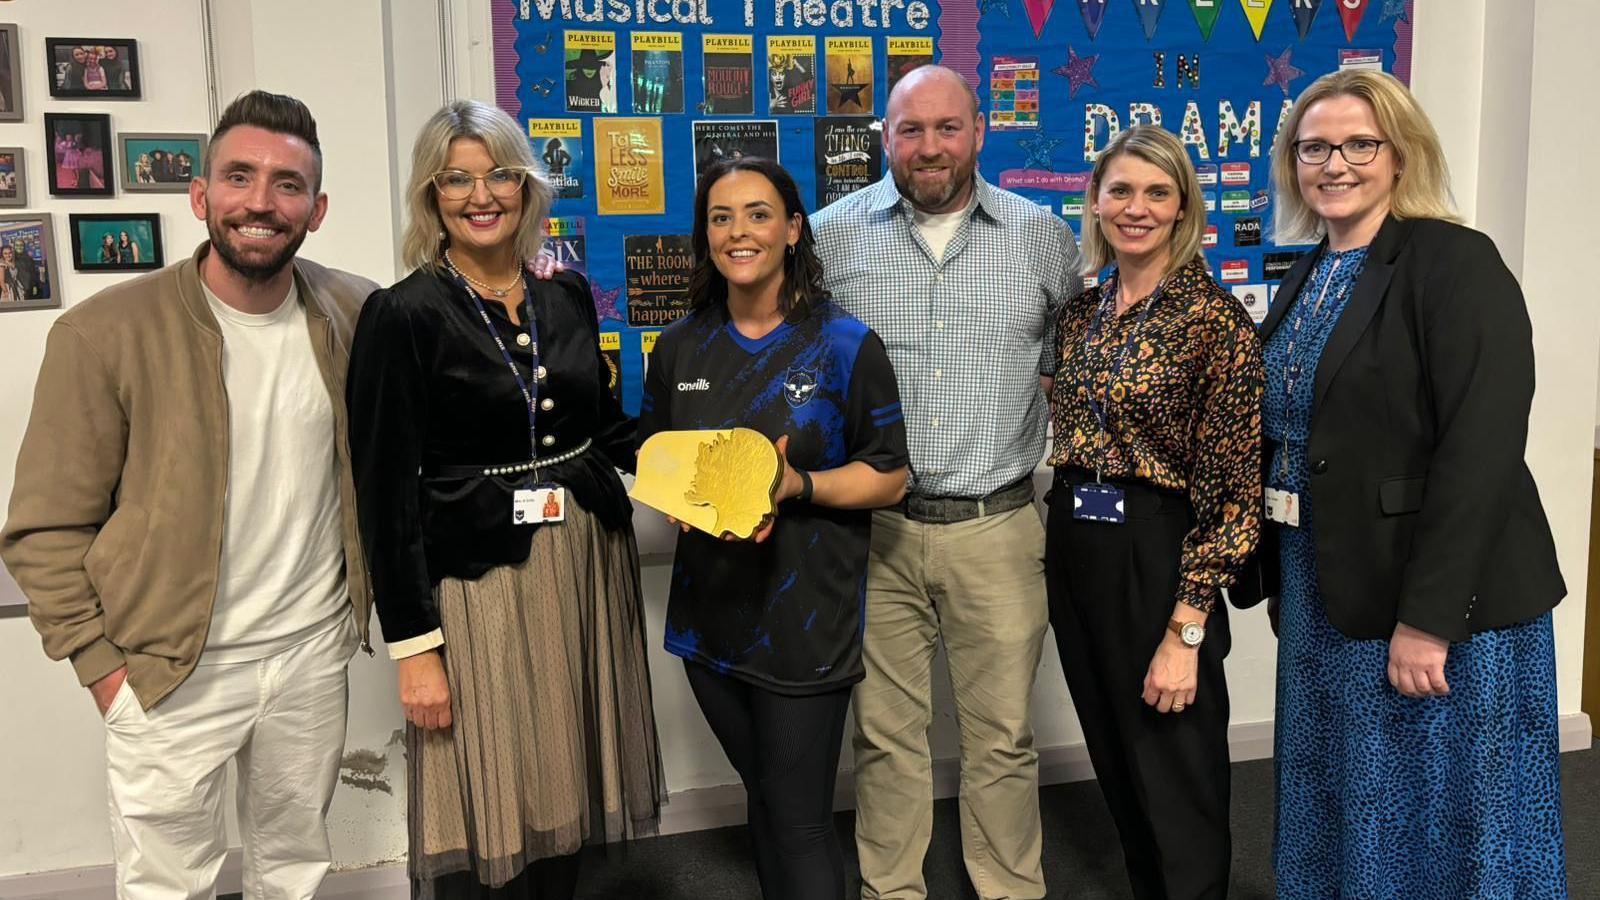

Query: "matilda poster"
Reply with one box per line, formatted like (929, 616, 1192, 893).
(563, 30, 615, 114)
(692, 119, 779, 182)
(631, 31, 683, 114)
(814, 116, 881, 210)
(702, 34, 754, 115)
(543, 216, 587, 275)
(529, 119, 583, 199)
(766, 35, 816, 115)
(886, 37, 932, 94)
(825, 36, 873, 115)
(624, 234, 695, 327)
(593, 117, 664, 215)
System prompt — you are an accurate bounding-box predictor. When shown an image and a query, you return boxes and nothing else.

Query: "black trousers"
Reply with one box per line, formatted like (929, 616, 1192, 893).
(683, 660, 852, 900)
(1045, 469, 1233, 900)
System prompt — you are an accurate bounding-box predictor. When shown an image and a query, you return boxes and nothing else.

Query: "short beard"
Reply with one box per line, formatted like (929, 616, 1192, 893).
(207, 217, 308, 284)
(891, 155, 976, 212)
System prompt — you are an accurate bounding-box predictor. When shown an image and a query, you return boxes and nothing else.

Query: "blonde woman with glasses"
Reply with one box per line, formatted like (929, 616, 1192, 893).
(1046, 124, 1262, 900)
(1257, 70, 1567, 897)
(347, 100, 663, 899)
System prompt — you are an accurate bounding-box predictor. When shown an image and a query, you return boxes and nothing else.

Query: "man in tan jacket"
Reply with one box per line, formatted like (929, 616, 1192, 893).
(1, 91, 375, 900)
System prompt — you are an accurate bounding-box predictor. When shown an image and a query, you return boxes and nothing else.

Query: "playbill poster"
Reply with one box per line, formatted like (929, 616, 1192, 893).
(825, 36, 873, 115)
(702, 33, 754, 115)
(631, 31, 684, 114)
(529, 118, 583, 199)
(564, 30, 616, 114)
(766, 35, 816, 115)
(593, 117, 664, 215)
(886, 37, 932, 94)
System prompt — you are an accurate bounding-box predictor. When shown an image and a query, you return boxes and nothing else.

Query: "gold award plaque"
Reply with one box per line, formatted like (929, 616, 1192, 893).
(632, 428, 782, 538)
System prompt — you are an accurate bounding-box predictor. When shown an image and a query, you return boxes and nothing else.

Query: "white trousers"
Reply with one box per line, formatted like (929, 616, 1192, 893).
(102, 615, 356, 900)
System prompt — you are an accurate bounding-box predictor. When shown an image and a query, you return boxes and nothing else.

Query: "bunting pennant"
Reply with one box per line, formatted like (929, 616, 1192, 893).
(1239, 0, 1273, 40)
(1132, 0, 1167, 39)
(1336, 0, 1370, 40)
(1187, 0, 1223, 40)
(1024, 0, 1058, 38)
(1290, 0, 1323, 40)
(1079, 0, 1109, 39)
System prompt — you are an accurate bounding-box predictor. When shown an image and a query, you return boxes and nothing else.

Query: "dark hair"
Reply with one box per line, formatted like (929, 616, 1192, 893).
(688, 156, 829, 320)
(688, 157, 832, 318)
(205, 90, 323, 190)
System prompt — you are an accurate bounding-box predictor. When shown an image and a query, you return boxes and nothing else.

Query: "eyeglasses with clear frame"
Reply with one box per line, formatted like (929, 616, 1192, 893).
(1292, 139, 1387, 166)
(430, 167, 529, 200)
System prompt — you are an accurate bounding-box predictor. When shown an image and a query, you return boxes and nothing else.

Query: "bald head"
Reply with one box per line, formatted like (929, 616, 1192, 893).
(886, 65, 981, 127)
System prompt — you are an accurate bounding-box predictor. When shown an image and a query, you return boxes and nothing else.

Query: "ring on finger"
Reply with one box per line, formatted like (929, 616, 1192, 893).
(1171, 701, 1186, 712)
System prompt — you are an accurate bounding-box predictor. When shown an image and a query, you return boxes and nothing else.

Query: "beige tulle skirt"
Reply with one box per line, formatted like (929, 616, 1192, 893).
(406, 500, 664, 890)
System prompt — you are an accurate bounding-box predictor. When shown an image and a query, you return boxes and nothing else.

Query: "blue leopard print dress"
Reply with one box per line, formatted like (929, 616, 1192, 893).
(1263, 246, 1568, 899)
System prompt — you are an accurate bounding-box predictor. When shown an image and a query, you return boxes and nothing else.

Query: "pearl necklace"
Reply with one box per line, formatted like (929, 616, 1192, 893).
(444, 250, 521, 299)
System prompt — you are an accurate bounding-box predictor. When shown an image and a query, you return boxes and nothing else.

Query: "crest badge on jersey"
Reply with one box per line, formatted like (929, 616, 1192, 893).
(783, 365, 819, 408)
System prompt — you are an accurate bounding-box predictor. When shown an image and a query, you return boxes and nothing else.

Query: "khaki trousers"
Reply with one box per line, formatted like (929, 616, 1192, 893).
(852, 505, 1049, 900)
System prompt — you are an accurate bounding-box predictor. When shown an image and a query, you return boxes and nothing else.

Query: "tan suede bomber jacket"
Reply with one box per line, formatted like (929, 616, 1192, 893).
(1, 243, 377, 710)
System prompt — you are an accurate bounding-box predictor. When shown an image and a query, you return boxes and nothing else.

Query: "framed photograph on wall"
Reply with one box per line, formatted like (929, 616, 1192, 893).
(44, 112, 114, 197)
(0, 147, 26, 207)
(69, 212, 162, 273)
(119, 132, 206, 193)
(0, 213, 63, 311)
(45, 38, 140, 99)
(0, 24, 23, 121)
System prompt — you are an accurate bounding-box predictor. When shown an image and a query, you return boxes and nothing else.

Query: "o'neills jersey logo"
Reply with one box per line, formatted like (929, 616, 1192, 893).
(677, 378, 711, 391)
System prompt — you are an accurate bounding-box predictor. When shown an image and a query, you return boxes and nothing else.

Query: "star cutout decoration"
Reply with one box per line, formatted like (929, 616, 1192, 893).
(1263, 47, 1304, 97)
(1052, 47, 1099, 100)
(1380, 0, 1409, 23)
(979, 0, 1011, 19)
(591, 283, 622, 323)
(832, 81, 868, 109)
(1018, 133, 1064, 171)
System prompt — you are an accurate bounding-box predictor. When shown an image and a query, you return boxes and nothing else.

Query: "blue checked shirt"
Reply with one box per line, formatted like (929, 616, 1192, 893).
(812, 174, 1083, 499)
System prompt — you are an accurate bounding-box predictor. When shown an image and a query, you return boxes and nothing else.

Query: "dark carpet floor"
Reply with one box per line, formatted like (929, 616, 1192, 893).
(568, 741, 1599, 899)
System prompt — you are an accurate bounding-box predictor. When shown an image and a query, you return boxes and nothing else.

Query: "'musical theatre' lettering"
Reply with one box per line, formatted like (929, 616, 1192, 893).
(521, 0, 932, 29)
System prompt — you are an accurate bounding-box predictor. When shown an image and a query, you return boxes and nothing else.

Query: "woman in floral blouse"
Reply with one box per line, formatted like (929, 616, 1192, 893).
(1046, 124, 1262, 900)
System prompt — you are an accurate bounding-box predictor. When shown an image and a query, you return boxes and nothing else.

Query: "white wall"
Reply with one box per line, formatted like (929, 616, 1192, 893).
(1, 0, 1594, 881)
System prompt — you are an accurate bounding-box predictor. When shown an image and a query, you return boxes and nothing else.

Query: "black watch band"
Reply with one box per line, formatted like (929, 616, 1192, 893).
(796, 469, 813, 503)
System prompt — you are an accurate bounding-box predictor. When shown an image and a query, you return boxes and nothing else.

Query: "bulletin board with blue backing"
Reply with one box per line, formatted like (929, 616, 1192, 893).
(491, 0, 1417, 415)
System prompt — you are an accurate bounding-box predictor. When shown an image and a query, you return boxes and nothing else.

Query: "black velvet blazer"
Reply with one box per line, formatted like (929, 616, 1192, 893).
(1233, 216, 1564, 641)
(347, 266, 634, 645)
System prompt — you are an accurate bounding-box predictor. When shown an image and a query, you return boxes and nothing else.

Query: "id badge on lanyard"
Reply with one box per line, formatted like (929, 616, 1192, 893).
(1072, 272, 1156, 526)
(450, 263, 565, 527)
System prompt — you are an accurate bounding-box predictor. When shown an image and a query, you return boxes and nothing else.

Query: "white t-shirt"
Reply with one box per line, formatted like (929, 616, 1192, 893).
(911, 196, 975, 263)
(201, 280, 348, 663)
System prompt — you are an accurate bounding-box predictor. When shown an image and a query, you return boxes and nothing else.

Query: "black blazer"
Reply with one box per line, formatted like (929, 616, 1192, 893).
(1236, 216, 1564, 641)
(347, 267, 635, 646)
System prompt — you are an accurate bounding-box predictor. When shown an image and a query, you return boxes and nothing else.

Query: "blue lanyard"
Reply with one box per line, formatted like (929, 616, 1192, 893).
(444, 261, 541, 464)
(1079, 269, 1163, 478)
(1276, 252, 1353, 481)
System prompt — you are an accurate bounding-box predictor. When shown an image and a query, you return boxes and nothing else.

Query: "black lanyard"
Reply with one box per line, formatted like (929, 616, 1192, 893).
(1080, 269, 1163, 480)
(444, 262, 541, 464)
(1276, 251, 1355, 481)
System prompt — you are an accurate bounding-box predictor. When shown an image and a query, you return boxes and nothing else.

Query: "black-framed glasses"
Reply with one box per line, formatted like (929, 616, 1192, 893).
(430, 167, 529, 200)
(1293, 139, 1387, 166)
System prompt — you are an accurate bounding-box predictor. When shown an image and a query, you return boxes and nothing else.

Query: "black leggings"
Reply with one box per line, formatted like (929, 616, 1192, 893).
(683, 661, 852, 900)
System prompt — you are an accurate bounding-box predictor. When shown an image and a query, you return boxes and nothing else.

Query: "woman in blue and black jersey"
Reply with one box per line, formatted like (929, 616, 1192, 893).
(638, 157, 909, 900)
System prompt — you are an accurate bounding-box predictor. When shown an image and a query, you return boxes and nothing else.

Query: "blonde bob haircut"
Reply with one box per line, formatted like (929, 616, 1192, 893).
(1271, 69, 1459, 245)
(1078, 124, 1208, 279)
(401, 99, 554, 274)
